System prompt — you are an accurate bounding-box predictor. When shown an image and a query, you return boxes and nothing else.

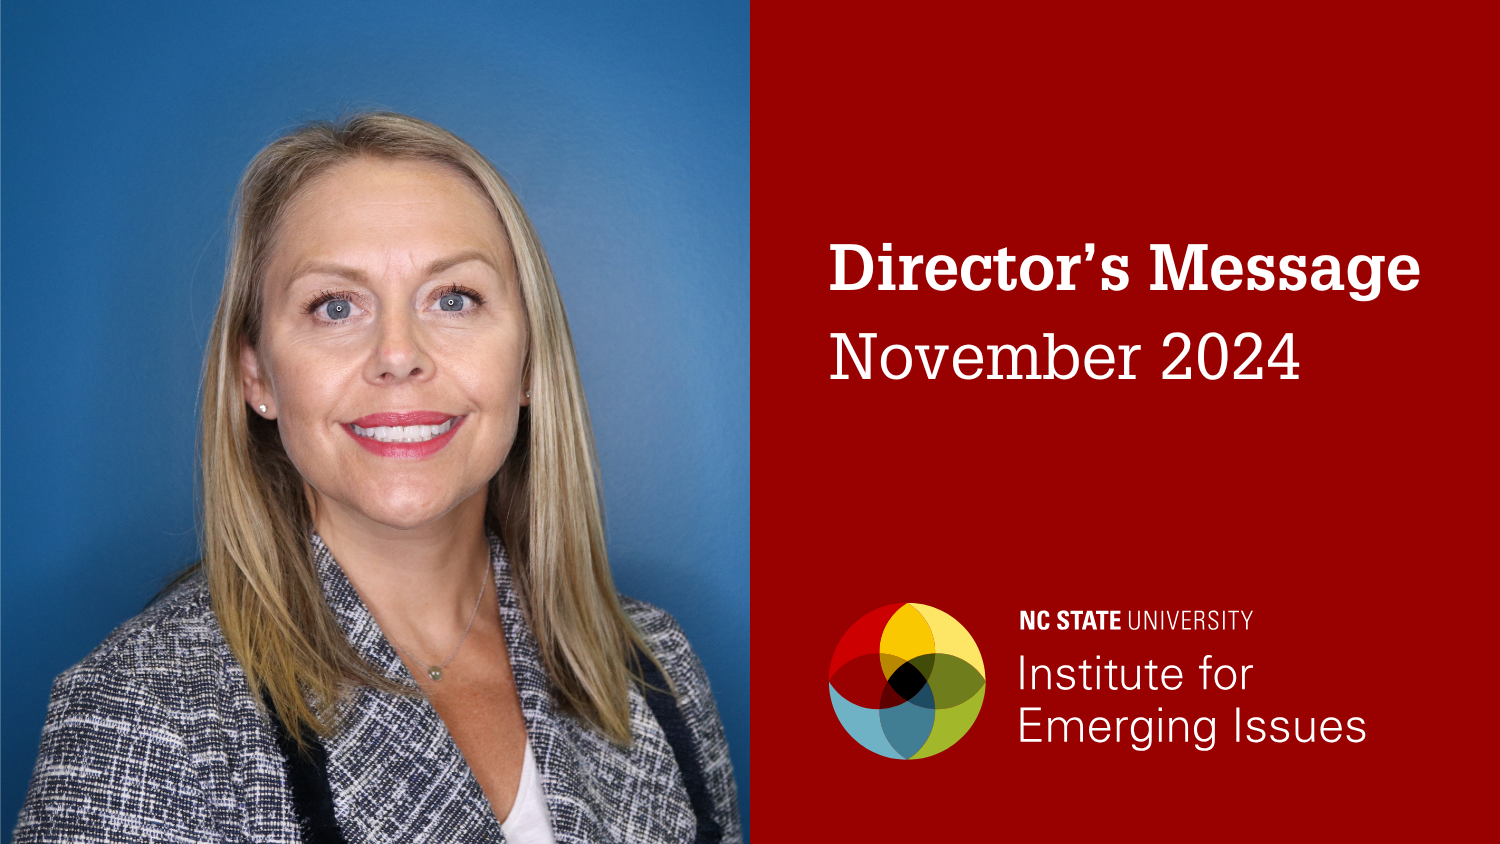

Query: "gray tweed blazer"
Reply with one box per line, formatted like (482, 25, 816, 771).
(14, 533, 741, 843)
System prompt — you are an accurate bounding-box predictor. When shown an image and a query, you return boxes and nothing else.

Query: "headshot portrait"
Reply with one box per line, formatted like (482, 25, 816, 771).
(1, 3, 747, 842)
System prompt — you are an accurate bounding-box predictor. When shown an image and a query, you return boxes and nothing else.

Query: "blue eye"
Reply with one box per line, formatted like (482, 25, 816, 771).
(439, 294, 466, 312)
(324, 299, 352, 320)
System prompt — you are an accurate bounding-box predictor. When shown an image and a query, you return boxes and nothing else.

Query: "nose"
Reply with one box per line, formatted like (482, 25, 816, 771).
(365, 307, 435, 385)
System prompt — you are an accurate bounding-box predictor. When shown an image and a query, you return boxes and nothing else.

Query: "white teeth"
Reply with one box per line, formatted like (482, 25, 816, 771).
(352, 418, 456, 443)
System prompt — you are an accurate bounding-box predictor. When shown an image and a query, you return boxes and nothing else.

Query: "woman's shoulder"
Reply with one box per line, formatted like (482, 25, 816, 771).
(55, 568, 233, 699)
(618, 595, 719, 706)
(619, 596, 699, 674)
(17, 570, 281, 842)
(618, 594, 680, 639)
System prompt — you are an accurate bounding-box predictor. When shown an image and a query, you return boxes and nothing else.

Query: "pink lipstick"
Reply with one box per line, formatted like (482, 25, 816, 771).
(343, 412, 464, 459)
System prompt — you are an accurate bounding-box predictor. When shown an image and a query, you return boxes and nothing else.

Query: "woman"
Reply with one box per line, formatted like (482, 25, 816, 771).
(15, 113, 740, 843)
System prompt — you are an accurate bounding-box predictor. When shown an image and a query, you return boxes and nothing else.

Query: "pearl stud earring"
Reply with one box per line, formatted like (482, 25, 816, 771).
(259, 405, 268, 414)
(525, 391, 531, 399)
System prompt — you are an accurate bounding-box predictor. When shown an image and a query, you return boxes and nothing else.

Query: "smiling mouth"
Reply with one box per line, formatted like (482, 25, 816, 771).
(349, 417, 459, 443)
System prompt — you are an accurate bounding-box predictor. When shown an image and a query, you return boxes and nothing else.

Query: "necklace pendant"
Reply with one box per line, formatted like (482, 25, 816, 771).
(428, 667, 443, 681)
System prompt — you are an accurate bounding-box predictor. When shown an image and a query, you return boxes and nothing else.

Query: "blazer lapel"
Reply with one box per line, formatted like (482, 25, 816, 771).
(491, 535, 697, 844)
(487, 533, 612, 844)
(311, 535, 505, 844)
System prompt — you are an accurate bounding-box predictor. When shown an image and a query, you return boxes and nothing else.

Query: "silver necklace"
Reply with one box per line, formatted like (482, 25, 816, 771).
(390, 564, 489, 682)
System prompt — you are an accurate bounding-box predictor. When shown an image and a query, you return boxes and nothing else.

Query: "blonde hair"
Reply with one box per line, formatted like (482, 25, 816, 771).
(200, 112, 651, 746)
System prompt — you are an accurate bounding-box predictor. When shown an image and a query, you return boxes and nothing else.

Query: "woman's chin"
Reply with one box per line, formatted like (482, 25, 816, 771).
(367, 509, 449, 532)
(328, 488, 482, 533)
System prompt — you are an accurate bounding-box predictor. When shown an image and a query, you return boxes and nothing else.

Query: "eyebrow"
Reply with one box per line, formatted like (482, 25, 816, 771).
(427, 250, 496, 276)
(286, 250, 497, 286)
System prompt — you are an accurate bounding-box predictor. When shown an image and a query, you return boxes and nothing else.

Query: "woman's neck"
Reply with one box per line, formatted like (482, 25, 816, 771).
(310, 486, 496, 659)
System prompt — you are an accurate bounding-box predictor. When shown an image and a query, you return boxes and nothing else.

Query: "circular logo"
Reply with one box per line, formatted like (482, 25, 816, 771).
(828, 603, 986, 759)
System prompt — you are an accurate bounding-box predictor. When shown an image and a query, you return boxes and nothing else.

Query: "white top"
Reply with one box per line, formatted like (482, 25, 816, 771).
(501, 738, 557, 844)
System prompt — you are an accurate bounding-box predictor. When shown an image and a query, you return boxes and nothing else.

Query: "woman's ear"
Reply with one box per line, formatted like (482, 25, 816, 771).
(240, 339, 275, 418)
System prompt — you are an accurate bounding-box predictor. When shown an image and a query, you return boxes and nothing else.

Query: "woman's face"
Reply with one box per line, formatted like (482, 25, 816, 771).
(242, 157, 528, 532)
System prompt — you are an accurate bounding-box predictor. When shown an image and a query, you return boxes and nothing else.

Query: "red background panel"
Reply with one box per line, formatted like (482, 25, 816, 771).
(751, 2, 1492, 838)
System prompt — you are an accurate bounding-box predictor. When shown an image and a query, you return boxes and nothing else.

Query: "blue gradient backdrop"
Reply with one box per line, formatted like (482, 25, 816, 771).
(0, 1, 748, 834)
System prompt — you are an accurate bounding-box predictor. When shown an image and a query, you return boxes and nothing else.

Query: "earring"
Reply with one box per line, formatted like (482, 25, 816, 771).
(259, 405, 268, 414)
(525, 391, 531, 399)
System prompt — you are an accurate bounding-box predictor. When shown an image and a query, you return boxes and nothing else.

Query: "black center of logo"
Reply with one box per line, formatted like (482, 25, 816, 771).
(886, 659, 930, 702)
